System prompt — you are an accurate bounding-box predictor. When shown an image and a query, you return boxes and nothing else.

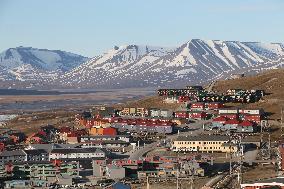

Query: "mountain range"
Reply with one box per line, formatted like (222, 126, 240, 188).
(1, 40, 284, 89)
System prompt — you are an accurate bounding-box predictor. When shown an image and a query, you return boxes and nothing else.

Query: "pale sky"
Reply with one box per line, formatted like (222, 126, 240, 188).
(0, 0, 283, 57)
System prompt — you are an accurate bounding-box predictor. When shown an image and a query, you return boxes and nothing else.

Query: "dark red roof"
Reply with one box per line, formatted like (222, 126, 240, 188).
(224, 119, 240, 125)
(240, 121, 253, 127)
(213, 116, 227, 122)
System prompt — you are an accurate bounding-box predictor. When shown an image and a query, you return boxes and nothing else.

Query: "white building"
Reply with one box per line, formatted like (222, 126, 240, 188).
(49, 148, 106, 160)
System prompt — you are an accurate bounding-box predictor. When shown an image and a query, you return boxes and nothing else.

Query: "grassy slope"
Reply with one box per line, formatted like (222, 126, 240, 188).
(114, 96, 181, 110)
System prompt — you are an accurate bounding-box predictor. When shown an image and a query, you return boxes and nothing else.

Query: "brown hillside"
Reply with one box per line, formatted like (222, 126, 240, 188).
(115, 96, 180, 110)
(213, 68, 284, 120)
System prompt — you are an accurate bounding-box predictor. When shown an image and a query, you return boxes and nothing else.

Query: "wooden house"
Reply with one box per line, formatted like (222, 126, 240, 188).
(174, 111, 189, 119)
(212, 116, 228, 128)
(205, 102, 224, 110)
(188, 111, 207, 120)
(236, 121, 254, 133)
(223, 119, 240, 131)
(190, 102, 205, 111)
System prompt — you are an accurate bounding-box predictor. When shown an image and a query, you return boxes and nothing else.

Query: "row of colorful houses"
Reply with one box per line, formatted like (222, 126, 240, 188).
(165, 93, 263, 103)
(218, 108, 264, 124)
(207, 108, 265, 133)
(110, 119, 175, 134)
(159, 87, 264, 104)
(211, 117, 255, 133)
(174, 111, 207, 120)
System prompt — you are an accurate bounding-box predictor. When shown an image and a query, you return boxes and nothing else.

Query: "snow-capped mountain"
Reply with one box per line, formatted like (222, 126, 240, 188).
(0, 47, 89, 83)
(57, 40, 284, 89)
(1, 40, 284, 89)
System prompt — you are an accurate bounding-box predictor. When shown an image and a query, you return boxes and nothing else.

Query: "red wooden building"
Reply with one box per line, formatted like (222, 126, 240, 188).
(239, 120, 254, 127)
(190, 102, 205, 110)
(206, 102, 224, 110)
(188, 111, 207, 120)
(242, 114, 261, 124)
(221, 113, 239, 120)
(212, 116, 228, 124)
(174, 111, 189, 119)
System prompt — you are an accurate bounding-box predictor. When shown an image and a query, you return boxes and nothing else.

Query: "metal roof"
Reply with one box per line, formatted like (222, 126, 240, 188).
(175, 135, 230, 142)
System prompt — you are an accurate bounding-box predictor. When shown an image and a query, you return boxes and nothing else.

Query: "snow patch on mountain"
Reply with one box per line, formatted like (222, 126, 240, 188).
(1, 40, 284, 89)
(0, 47, 88, 83)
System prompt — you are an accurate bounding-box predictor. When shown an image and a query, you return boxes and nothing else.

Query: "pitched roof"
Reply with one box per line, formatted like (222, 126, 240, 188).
(24, 149, 48, 155)
(51, 148, 106, 154)
(175, 135, 229, 142)
(213, 116, 227, 122)
(28, 144, 81, 152)
(240, 121, 253, 127)
(0, 149, 26, 157)
(224, 119, 240, 125)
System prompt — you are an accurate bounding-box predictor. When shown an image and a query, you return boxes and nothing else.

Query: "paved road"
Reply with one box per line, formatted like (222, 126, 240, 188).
(127, 120, 210, 160)
(203, 174, 225, 188)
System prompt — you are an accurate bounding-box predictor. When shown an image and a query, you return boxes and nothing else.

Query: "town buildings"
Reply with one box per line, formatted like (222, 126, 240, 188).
(171, 135, 237, 153)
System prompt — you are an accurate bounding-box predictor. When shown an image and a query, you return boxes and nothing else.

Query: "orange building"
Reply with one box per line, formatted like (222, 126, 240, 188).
(89, 127, 117, 136)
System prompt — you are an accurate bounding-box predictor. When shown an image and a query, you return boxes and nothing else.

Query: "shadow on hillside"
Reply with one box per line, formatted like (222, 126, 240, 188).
(269, 127, 280, 133)
(264, 92, 272, 96)
(265, 112, 275, 118)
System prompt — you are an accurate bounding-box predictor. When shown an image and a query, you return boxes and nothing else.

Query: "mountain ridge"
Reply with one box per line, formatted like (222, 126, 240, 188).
(0, 46, 89, 85)
(1, 39, 284, 89)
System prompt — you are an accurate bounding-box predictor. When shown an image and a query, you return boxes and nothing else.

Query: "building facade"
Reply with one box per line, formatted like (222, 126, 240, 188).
(171, 135, 237, 153)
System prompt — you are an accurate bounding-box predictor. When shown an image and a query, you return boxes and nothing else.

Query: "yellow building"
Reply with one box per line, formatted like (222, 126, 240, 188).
(171, 135, 237, 153)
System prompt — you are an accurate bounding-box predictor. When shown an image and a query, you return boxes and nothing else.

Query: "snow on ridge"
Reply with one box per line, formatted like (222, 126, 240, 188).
(30, 50, 61, 64)
(237, 43, 264, 63)
(0, 47, 87, 83)
(1, 40, 284, 88)
(246, 42, 284, 56)
(203, 40, 234, 69)
(175, 68, 197, 78)
(172, 43, 197, 66)
(220, 42, 239, 68)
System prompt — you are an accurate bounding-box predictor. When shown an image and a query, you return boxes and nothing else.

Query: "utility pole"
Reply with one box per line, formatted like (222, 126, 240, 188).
(237, 135, 243, 188)
(190, 168, 194, 189)
(176, 168, 179, 189)
(269, 133, 271, 158)
(229, 132, 232, 175)
(281, 107, 284, 136)
(147, 176, 150, 189)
